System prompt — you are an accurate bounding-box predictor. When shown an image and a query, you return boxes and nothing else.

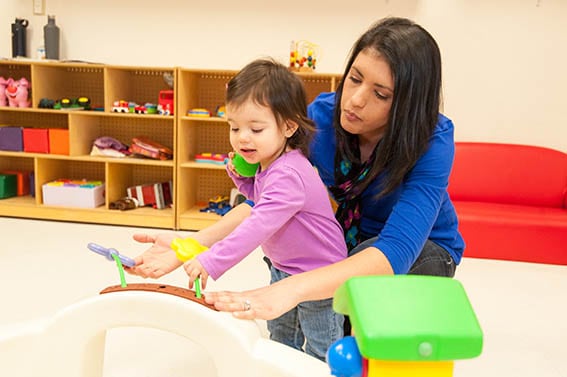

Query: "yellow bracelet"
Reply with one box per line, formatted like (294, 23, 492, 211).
(171, 237, 209, 262)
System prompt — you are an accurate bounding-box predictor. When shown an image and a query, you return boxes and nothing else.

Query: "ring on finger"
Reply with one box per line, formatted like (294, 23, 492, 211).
(243, 299, 251, 311)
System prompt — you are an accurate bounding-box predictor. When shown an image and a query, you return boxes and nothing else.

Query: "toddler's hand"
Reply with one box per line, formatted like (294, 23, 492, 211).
(227, 151, 241, 177)
(183, 258, 210, 290)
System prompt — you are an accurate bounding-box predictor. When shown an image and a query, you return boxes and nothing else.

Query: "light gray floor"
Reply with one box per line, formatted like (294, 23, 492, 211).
(0, 216, 566, 376)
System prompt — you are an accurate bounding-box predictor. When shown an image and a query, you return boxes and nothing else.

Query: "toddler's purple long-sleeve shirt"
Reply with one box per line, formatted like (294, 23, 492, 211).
(197, 149, 347, 280)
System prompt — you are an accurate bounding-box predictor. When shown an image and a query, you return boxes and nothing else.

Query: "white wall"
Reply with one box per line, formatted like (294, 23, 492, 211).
(2, 0, 565, 151)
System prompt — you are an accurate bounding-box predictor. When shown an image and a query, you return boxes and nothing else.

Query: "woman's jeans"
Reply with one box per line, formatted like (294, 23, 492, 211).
(267, 266, 344, 362)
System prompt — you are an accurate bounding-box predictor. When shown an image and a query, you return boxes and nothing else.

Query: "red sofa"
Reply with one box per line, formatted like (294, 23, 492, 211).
(448, 142, 567, 265)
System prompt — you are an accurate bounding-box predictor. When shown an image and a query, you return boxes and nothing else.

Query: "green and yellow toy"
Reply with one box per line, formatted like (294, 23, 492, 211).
(326, 275, 483, 377)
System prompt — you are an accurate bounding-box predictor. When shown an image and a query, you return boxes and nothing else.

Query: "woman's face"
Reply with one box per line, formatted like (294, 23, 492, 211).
(340, 48, 394, 145)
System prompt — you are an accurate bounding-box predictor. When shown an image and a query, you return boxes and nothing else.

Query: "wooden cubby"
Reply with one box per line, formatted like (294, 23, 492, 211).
(1, 60, 340, 230)
(0, 60, 176, 229)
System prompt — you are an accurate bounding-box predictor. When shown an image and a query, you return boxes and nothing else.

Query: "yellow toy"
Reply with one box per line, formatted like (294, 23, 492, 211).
(171, 237, 209, 297)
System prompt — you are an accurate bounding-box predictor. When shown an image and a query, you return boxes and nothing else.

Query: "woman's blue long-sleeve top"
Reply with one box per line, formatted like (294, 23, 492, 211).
(308, 92, 465, 274)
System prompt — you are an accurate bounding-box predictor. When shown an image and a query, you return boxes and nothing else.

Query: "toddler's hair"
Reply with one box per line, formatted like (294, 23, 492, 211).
(226, 58, 315, 156)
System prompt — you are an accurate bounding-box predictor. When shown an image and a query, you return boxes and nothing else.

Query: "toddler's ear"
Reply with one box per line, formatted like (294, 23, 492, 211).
(285, 120, 299, 137)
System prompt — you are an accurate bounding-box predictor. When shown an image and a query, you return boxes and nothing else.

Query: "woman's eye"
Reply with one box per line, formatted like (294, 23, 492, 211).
(230, 128, 239, 132)
(348, 75, 362, 84)
(375, 91, 389, 100)
(252, 129, 263, 134)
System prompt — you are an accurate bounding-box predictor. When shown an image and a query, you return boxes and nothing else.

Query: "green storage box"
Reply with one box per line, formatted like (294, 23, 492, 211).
(0, 174, 17, 199)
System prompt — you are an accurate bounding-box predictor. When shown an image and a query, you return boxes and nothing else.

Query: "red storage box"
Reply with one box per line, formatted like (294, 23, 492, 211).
(23, 128, 49, 153)
(1, 170, 31, 196)
(49, 129, 69, 155)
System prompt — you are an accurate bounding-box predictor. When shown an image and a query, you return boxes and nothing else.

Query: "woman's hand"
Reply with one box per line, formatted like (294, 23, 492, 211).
(204, 278, 300, 320)
(183, 258, 210, 289)
(126, 233, 183, 278)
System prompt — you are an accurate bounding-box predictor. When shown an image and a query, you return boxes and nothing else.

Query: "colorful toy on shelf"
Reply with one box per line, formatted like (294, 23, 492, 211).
(126, 180, 173, 210)
(112, 100, 130, 113)
(129, 136, 173, 160)
(158, 89, 174, 115)
(0, 77, 8, 106)
(289, 40, 320, 72)
(5, 77, 30, 107)
(200, 195, 231, 216)
(232, 153, 259, 177)
(215, 105, 227, 118)
(52, 96, 91, 111)
(195, 153, 228, 165)
(135, 102, 158, 114)
(326, 275, 483, 377)
(188, 108, 211, 117)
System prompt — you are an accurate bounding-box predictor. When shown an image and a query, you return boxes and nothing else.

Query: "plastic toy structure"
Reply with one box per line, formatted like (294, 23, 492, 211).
(289, 40, 320, 72)
(327, 275, 483, 377)
(0, 283, 330, 377)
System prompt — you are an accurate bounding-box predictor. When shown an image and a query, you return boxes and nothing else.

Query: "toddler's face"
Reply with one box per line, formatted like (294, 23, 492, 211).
(227, 100, 289, 172)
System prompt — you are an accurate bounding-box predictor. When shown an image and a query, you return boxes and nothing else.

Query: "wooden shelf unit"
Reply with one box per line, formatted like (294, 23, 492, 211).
(0, 61, 176, 229)
(0, 60, 340, 230)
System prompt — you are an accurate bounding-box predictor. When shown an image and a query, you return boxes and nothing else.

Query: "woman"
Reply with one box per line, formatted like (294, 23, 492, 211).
(129, 17, 464, 323)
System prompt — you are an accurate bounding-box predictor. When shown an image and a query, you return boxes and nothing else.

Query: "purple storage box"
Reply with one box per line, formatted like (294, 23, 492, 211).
(0, 127, 24, 151)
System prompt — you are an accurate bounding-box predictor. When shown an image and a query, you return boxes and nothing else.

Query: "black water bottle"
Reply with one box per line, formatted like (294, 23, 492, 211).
(11, 18, 29, 57)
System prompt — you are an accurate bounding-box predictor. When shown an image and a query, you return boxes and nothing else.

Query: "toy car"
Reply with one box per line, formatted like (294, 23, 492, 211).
(112, 100, 129, 113)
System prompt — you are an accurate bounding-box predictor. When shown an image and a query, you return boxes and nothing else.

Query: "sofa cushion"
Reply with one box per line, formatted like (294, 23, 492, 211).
(449, 143, 567, 208)
(454, 201, 567, 265)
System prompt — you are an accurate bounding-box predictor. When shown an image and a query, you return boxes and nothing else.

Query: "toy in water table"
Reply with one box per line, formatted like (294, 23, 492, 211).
(4, 77, 30, 108)
(326, 275, 483, 377)
(289, 40, 320, 72)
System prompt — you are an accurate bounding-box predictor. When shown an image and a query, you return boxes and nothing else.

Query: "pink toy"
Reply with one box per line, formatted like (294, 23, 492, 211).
(0, 77, 8, 107)
(5, 77, 30, 108)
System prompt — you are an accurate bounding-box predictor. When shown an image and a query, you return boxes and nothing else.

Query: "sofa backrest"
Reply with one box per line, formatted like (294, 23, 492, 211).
(448, 142, 567, 208)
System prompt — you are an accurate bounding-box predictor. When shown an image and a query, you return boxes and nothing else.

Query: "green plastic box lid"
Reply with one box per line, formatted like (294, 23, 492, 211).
(333, 275, 483, 361)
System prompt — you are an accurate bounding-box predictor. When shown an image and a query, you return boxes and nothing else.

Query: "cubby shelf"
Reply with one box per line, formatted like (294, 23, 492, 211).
(1, 60, 341, 230)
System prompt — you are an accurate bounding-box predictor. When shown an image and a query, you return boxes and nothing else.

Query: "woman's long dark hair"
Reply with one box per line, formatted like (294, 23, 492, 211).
(334, 17, 442, 197)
